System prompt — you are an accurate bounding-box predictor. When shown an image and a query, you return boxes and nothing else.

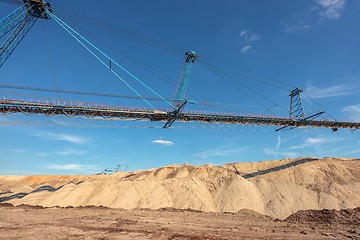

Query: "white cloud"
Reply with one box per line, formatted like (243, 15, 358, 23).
(57, 149, 86, 155)
(284, 20, 311, 33)
(36, 152, 51, 157)
(283, 0, 346, 33)
(152, 139, 174, 146)
(239, 29, 260, 53)
(240, 30, 247, 37)
(46, 164, 97, 172)
(0, 148, 26, 153)
(275, 136, 281, 152)
(317, 0, 346, 20)
(263, 148, 299, 158)
(305, 84, 356, 98)
(342, 104, 360, 121)
(241, 45, 252, 53)
(262, 136, 298, 159)
(340, 149, 360, 155)
(290, 136, 342, 149)
(35, 132, 90, 144)
(195, 147, 249, 159)
(239, 30, 260, 42)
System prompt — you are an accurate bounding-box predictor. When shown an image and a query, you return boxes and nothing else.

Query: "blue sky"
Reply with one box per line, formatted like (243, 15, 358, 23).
(0, 0, 359, 175)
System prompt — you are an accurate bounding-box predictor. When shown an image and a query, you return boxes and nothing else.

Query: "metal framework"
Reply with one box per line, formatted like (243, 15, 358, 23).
(0, 0, 52, 68)
(0, 4, 359, 132)
(289, 87, 304, 119)
(163, 51, 198, 128)
(173, 51, 198, 106)
(275, 87, 325, 131)
(0, 100, 359, 130)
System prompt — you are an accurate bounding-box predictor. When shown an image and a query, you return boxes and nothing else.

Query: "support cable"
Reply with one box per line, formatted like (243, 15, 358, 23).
(41, 20, 59, 101)
(0, 83, 173, 101)
(0, 3, 29, 38)
(47, 10, 175, 109)
(0, 2, 26, 25)
(54, 19, 207, 106)
(302, 92, 349, 121)
(54, 6, 185, 55)
(201, 60, 285, 115)
(200, 55, 294, 89)
(47, 10, 155, 109)
(198, 59, 290, 91)
(0, 14, 37, 68)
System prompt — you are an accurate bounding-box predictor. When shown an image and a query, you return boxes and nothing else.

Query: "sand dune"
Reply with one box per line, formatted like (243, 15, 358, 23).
(1, 157, 359, 219)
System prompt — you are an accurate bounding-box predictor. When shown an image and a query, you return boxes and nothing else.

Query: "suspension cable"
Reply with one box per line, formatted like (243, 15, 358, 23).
(201, 60, 285, 114)
(54, 5, 186, 55)
(302, 92, 350, 121)
(53, 18, 208, 105)
(200, 55, 294, 89)
(41, 20, 59, 100)
(0, 2, 26, 25)
(0, 3, 29, 38)
(47, 11, 156, 109)
(47, 10, 175, 109)
(0, 83, 172, 101)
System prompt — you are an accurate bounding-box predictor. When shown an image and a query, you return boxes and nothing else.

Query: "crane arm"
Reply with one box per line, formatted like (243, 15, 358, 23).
(173, 51, 198, 106)
(0, 14, 37, 67)
(0, 0, 52, 68)
(0, 3, 29, 39)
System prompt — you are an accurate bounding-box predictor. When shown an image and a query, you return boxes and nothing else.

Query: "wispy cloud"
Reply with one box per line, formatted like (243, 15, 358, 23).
(36, 152, 51, 157)
(339, 149, 360, 155)
(195, 147, 249, 159)
(239, 30, 260, 53)
(342, 104, 360, 121)
(263, 136, 299, 158)
(317, 0, 346, 20)
(57, 149, 86, 156)
(284, 20, 311, 33)
(263, 148, 299, 158)
(241, 45, 252, 53)
(46, 163, 97, 172)
(152, 139, 174, 146)
(283, 0, 346, 33)
(304, 83, 356, 98)
(290, 136, 342, 149)
(34, 132, 90, 144)
(275, 136, 281, 152)
(0, 148, 26, 153)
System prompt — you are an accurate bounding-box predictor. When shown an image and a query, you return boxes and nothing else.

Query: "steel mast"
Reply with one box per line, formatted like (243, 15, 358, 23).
(163, 51, 198, 128)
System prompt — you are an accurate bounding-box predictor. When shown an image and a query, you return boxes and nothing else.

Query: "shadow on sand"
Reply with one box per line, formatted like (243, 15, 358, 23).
(241, 158, 321, 179)
(0, 185, 63, 203)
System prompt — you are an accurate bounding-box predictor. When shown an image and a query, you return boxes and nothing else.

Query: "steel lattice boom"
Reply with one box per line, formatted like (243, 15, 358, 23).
(0, 3, 359, 132)
(0, 0, 53, 67)
(0, 100, 359, 130)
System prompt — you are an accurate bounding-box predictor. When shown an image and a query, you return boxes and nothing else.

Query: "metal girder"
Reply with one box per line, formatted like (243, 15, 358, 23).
(163, 100, 187, 128)
(173, 51, 198, 107)
(289, 87, 304, 119)
(0, 14, 37, 68)
(0, 4, 28, 39)
(0, 0, 52, 68)
(0, 100, 359, 130)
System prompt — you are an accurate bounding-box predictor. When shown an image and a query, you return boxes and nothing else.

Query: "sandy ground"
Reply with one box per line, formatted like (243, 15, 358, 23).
(0, 204, 359, 240)
(1, 157, 360, 239)
(1, 157, 360, 220)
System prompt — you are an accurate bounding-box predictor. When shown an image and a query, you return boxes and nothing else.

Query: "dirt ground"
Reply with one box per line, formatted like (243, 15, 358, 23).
(0, 204, 359, 240)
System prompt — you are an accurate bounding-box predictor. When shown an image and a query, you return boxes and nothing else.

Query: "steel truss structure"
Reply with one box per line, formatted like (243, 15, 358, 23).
(0, 100, 358, 130)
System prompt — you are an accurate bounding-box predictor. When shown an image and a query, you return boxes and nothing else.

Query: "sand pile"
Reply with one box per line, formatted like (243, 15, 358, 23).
(0, 157, 359, 219)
